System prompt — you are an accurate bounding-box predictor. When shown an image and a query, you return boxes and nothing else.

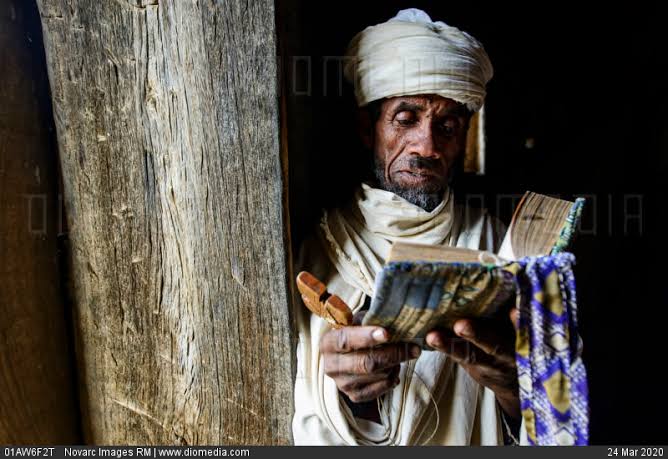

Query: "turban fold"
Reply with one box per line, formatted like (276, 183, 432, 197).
(344, 8, 493, 112)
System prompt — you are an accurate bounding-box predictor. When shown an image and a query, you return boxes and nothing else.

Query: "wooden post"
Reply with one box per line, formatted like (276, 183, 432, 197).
(37, 0, 295, 444)
(0, 0, 79, 444)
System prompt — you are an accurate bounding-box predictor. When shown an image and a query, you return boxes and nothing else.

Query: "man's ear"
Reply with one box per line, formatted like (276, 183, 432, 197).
(356, 108, 374, 150)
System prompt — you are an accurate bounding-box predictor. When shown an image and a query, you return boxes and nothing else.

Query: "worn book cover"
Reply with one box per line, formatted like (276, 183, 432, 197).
(361, 192, 585, 343)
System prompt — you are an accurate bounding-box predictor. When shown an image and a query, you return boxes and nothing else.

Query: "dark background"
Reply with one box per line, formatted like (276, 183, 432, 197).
(280, 0, 667, 444)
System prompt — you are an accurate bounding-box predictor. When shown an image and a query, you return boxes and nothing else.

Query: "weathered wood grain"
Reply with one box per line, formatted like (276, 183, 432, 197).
(37, 0, 295, 444)
(0, 0, 79, 444)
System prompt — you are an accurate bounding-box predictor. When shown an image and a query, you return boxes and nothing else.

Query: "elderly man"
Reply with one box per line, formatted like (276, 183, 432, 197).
(292, 9, 523, 445)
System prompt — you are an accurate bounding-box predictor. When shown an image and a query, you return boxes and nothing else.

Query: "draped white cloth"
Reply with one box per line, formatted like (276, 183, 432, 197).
(344, 9, 493, 111)
(292, 184, 508, 445)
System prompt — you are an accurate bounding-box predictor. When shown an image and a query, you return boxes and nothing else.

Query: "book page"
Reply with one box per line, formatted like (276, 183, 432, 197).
(498, 191, 576, 259)
(388, 241, 507, 265)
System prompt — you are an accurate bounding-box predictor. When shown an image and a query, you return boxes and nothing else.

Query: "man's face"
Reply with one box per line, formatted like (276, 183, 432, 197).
(362, 95, 470, 211)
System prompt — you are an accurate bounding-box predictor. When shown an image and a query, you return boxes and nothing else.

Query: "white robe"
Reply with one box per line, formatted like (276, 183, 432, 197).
(292, 183, 509, 445)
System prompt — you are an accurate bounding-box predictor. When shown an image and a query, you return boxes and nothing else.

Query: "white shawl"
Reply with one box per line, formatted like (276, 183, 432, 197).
(292, 183, 506, 445)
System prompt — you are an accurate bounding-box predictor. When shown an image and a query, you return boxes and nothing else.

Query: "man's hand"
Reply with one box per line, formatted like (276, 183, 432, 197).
(320, 325, 421, 403)
(425, 308, 521, 419)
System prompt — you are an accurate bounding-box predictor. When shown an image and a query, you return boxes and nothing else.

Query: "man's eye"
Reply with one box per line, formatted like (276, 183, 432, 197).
(395, 112, 417, 126)
(439, 121, 458, 136)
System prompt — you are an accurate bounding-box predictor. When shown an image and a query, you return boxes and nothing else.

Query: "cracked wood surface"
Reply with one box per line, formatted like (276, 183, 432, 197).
(0, 0, 79, 443)
(37, 0, 295, 444)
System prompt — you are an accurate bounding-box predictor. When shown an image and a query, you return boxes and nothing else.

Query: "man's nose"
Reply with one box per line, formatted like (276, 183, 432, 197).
(412, 123, 442, 159)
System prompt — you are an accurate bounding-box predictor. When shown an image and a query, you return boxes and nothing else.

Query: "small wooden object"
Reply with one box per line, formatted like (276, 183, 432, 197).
(296, 272, 353, 328)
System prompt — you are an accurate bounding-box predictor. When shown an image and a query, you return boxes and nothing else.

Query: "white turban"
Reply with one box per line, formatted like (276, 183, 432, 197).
(344, 8, 493, 112)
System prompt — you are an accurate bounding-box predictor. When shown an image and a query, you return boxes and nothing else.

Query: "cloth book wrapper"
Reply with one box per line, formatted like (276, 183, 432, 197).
(362, 197, 588, 445)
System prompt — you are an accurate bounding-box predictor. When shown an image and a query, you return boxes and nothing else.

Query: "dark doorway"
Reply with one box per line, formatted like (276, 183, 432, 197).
(279, 0, 667, 444)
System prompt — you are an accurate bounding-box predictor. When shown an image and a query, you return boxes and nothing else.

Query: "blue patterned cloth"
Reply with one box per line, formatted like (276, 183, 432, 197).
(515, 253, 588, 445)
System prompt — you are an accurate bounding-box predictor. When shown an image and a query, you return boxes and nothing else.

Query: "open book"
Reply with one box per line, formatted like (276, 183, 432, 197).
(360, 191, 585, 342)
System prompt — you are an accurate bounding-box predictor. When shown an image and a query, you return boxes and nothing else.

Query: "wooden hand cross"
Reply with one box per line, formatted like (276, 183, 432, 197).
(296, 272, 352, 328)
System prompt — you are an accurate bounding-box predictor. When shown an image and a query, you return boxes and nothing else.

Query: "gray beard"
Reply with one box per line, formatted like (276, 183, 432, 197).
(373, 165, 445, 213)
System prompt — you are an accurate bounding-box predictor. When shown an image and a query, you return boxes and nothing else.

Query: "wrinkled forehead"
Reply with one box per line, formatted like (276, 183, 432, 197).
(379, 95, 470, 116)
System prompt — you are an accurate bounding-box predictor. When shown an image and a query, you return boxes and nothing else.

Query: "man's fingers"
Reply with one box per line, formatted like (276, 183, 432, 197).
(346, 378, 399, 403)
(324, 343, 420, 376)
(426, 330, 487, 366)
(336, 365, 400, 393)
(451, 319, 515, 363)
(320, 326, 389, 353)
(452, 319, 496, 354)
